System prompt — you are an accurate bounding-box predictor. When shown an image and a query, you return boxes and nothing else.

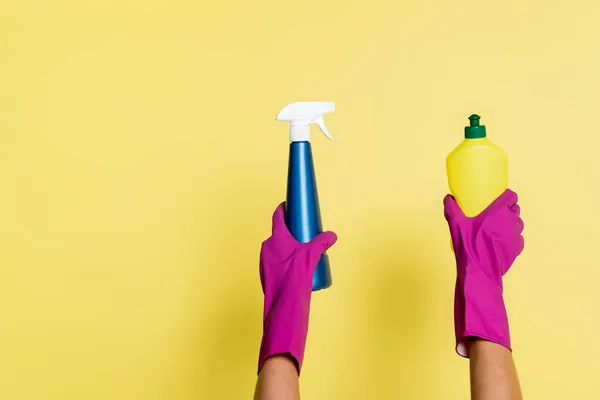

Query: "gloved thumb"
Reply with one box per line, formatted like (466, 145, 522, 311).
(443, 194, 465, 222)
(308, 231, 338, 254)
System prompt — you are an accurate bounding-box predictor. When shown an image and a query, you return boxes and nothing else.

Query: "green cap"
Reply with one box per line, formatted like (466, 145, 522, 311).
(464, 114, 487, 138)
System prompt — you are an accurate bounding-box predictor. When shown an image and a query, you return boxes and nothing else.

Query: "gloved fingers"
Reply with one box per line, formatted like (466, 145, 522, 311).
(443, 194, 465, 222)
(309, 231, 338, 255)
(501, 233, 525, 275)
(510, 203, 521, 218)
(302, 232, 335, 277)
(516, 217, 524, 234)
(516, 234, 525, 256)
(486, 189, 518, 214)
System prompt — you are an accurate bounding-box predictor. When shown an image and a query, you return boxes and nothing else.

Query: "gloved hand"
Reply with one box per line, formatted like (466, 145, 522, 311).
(444, 189, 524, 357)
(258, 203, 337, 375)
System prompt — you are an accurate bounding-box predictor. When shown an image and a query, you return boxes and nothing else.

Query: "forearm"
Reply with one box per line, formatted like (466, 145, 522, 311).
(469, 339, 522, 400)
(254, 356, 300, 400)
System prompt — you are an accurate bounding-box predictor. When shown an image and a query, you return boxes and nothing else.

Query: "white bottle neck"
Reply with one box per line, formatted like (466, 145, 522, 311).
(290, 124, 311, 142)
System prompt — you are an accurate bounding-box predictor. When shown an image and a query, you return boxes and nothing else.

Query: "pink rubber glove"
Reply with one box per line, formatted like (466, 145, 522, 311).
(257, 203, 337, 375)
(444, 189, 524, 357)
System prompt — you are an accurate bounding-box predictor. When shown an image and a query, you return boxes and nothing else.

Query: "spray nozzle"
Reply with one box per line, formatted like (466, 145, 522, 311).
(468, 114, 481, 126)
(276, 102, 335, 142)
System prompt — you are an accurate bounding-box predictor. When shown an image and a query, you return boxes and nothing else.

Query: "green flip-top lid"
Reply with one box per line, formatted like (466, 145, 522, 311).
(464, 114, 487, 138)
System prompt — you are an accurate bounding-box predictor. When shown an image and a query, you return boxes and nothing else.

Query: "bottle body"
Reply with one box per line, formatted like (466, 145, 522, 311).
(446, 138, 508, 217)
(285, 141, 332, 291)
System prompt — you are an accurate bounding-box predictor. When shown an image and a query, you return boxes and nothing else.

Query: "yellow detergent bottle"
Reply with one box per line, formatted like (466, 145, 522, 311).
(446, 114, 508, 217)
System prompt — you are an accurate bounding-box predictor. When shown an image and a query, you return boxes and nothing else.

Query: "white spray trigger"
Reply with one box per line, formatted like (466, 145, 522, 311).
(311, 116, 333, 140)
(276, 101, 335, 142)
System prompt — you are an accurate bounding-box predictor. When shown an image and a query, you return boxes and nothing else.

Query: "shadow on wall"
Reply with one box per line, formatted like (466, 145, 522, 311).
(333, 222, 441, 398)
(167, 183, 445, 398)
(169, 178, 276, 399)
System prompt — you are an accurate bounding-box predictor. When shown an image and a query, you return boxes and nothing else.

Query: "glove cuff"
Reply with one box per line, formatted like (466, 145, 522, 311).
(257, 295, 309, 375)
(454, 267, 511, 357)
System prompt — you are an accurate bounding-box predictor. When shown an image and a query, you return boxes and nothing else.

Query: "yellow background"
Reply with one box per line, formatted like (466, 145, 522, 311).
(1, 0, 598, 398)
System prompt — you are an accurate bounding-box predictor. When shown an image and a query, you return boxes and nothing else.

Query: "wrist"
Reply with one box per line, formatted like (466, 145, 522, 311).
(261, 354, 299, 375)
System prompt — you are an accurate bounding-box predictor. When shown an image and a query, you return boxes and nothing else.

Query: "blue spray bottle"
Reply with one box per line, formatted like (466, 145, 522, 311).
(276, 102, 335, 291)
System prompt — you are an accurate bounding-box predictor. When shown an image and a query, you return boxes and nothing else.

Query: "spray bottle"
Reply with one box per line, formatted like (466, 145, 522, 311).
(276, 102, 335, 291)
(446, 114, 508, 217)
